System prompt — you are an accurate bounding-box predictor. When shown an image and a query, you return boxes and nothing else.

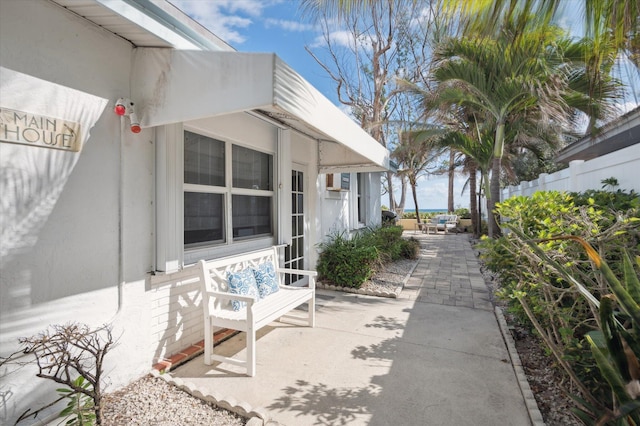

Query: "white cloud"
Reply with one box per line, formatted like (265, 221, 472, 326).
(169, 0, 275, 44)
(310, 30, 356, 49)
(264, 18, 315, 32)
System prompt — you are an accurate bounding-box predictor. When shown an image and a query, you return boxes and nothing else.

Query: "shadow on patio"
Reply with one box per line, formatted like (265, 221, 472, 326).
(171, 235, 531, 425)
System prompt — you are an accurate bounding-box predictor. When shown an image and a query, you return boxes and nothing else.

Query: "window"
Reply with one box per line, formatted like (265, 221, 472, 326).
(183, 130, 274, 248)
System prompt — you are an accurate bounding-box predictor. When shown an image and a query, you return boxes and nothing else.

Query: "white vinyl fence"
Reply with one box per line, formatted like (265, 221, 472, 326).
(501, 144, 640, 200)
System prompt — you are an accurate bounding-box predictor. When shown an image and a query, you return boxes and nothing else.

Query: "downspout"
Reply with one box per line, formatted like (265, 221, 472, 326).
(117, 112, 125, 312)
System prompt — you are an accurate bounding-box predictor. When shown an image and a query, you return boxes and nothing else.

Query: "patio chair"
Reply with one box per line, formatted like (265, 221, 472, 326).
(435, 214, 458, 234)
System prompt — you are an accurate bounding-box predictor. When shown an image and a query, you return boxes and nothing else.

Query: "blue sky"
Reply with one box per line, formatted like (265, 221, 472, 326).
(167, 0, 639, 211)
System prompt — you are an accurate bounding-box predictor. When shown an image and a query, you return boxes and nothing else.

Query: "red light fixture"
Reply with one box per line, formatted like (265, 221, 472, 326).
(114, 104, 127, 116)
(130, 112, 141, 133)
(113, 97, 142, 133)
(114, 98, 129, 116)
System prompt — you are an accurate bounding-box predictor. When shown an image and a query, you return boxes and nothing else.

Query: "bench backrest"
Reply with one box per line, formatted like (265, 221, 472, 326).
(199, 246, 280, 314)
(434, 214, 458, 224)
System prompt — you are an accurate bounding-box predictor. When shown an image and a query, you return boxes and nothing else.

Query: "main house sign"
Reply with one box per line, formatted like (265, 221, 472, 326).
(0, 108, 82, 152)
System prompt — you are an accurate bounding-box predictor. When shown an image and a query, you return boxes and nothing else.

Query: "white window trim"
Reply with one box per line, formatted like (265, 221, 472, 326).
(155, 123, 281, 272)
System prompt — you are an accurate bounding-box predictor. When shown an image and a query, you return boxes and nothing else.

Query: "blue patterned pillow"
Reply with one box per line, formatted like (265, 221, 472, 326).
(227, 268, 259, 311)
(253, 262, 279, 299)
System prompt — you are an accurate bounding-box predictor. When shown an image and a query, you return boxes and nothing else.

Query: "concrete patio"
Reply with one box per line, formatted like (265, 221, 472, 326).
(169, 233, 535, 425)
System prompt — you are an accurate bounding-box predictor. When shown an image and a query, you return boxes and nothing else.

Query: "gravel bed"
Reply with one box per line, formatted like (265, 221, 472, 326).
(102, 376, 246, 426)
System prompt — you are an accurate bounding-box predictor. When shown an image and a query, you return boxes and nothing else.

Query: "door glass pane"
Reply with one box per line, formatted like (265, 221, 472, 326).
(232, 195, 272, 239)
(184, 192, 224, 245)
(184, 131, 225, 186)
(297, 173, 303, 194)
(232, 145, 273, 190)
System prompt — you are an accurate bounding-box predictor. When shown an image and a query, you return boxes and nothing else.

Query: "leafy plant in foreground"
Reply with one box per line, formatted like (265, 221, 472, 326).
(58, 376, 96, 425)
(480, 189, 639, 412)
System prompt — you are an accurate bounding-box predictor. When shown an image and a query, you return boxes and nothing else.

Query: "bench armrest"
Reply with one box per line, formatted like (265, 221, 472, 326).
(277, 268, 317, 277)
(204, 290, 257, 306)
(276, 268, 317, 289)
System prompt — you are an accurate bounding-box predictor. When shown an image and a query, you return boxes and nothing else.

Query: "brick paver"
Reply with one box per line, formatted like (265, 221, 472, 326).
(399, 231, 493, 311)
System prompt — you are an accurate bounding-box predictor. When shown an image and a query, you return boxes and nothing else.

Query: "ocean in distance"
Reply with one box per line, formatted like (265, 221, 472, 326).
(417, 208, 448, 213)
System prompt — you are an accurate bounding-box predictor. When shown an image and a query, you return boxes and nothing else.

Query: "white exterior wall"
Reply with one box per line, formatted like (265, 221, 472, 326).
(0, 2, 385, 425)
(502, 144, 640, 199)
(148, 113, 322, 360)
(0, 2, 154, 424)
(318, 171, 383, 242)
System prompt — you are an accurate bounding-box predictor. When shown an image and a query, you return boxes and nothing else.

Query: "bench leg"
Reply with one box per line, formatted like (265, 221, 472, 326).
(247, 325, 256, 377)
(309, 295, 315, 327)
(204, 320, 213, 365)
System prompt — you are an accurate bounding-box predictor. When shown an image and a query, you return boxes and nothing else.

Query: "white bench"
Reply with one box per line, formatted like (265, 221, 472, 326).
(433, 214, 458, 233)
(198, 246, 316, 376)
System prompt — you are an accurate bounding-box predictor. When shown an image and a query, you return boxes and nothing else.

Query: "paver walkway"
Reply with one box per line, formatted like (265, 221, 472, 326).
(401, 231, 493, 310)
(170, 232, 533, 425)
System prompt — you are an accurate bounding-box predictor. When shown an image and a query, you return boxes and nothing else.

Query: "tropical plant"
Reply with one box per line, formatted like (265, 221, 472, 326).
(517, 235, 640, 424)
(481, 189, 640, 418)
(435, 124, 493, 236)
(57, 376, 96, 426)
(432, 0, 627, 237)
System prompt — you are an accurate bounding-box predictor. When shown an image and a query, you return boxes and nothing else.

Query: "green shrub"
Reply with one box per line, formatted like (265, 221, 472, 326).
(318, 245, 378, 288)
(317, 226, 418, 288)
(479, 189, 640, 411)
(400, 238, 420, 259)
(454, 207, 471, 219)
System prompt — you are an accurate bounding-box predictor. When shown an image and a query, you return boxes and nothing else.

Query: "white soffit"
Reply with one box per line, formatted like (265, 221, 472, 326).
(132, 49, 392, 172)
(51, 0, 232, 51)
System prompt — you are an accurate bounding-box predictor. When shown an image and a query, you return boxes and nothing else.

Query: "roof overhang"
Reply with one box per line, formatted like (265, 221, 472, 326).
(131, 49, 393, 173)
(557, 107, 640, 163)
(51, 0, 232, 51)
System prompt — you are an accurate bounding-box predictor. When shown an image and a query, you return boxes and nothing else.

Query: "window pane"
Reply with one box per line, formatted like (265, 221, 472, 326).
(184, 131, 225, 186)
(232, 145, 273, 190)
(232, 195, 272, 239)
(184, 192, 224, 245)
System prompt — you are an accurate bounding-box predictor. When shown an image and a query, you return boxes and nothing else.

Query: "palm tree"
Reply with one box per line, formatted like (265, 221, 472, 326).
(431, 23, 572, 237)
(446, 0, 637, 118)
(392, 126, 444, 224)
(437, 127, 493, 236)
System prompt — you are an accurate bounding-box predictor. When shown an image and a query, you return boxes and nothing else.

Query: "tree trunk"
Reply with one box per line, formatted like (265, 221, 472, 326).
(488, 156, 501, 238)
(468, 163, 478, 237)
(398, 175, 407, 212)
(386, 170, 395, 210)
(488, 122, 505, 238)
(448, 149, 455, 213)
(411, 179, 421, 223)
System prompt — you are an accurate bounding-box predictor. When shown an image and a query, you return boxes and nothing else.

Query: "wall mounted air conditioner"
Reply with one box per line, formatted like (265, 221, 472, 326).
(326, 173, 350, 191)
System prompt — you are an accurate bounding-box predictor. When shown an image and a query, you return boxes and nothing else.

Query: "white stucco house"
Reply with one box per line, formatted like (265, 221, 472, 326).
(0, 1, 392, 423)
